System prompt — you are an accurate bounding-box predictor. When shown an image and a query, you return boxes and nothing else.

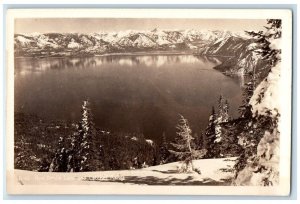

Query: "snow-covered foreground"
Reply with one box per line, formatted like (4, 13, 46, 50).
(13, 157, 237, 186)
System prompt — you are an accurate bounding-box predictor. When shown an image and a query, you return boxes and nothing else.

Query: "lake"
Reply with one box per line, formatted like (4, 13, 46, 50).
(14, 55, 243, 142)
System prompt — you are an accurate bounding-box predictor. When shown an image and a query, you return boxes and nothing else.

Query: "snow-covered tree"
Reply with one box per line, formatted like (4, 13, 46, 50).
(169, 115, 206, 172)
(238, 19, 281, 120)
(217, 95, 229, 123)
(245, 19, 281, 66)
(68, 100, 101, 172)
(234, 19, 282, 186)
(49, 136, 68, 172)
(14, 135, 40, 171)
(214, 95, 231, 144)
(224, 100, 230, 121)
(204, 107, 218, 158)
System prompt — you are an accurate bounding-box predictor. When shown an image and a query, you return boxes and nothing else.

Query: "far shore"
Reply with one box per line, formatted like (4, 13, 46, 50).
(95, 51, 195, 57)
(14, 51, 200, 59)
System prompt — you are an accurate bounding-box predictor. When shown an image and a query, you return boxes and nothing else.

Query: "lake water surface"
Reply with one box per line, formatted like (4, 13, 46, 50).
(15, 55, 243, 142)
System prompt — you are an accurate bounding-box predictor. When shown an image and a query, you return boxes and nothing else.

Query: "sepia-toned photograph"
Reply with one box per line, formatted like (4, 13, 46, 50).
(6, 9, 292, 195)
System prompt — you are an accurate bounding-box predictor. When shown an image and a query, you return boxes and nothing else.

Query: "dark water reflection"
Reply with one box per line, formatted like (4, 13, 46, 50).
(15, 55, 243, 142)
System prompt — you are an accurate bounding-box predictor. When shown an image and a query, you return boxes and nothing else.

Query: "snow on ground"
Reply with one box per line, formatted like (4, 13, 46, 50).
(13, 157, 237, 186)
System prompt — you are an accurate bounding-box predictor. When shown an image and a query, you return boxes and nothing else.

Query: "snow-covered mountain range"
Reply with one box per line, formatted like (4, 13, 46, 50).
(14, 29, 250, 57)
(15, 29, 267, 77)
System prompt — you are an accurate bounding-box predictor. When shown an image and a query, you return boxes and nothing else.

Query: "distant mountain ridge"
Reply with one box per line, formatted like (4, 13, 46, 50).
(14, 29, 247, 57)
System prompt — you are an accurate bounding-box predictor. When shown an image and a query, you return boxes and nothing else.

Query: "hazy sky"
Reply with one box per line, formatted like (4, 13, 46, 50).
(15, 18, 267, 34)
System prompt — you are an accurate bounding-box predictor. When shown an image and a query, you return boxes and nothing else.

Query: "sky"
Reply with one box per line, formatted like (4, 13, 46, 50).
(15, 18, 267, 34)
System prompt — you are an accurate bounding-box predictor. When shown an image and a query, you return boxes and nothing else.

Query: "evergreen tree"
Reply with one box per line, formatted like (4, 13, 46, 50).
(239, 20, 282, 119)
(214, 96, 230, 145)
(217, 95, 224, 119)
(193, 132, 202, 149)
(158, 132, 170, 164)
(49, 136, 68, 172)
(204, 107, 218, 158)
(14, 135, 40, 171)
(245, 19, 281, 66)
(38, 157, 51, 172)
(224, 100, 230, 122)
(217, 95, 230, 123)
(239, 76, 255, 119)
(169, 115, 206, 172)
(68, 100, 101, 172)
(198, 132, 206, 149)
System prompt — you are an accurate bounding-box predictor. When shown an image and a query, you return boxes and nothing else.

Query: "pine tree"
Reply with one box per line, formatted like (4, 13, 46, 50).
(218, 95, 224, 119)
(213, 96, 230, 145)
(49, 136, 68, 172)
(15, 135, 40, 171)
(169, 115, 206, 172)
(224, 100, 230, 122)
(198, 132, 206, 149)
(193, 132, 201, 149)
(239, 20, 282, 120)
(239, 76, 255, 119)
(215, 96, 224, 144)
(159, 132, 170, 164)
(38, 157, 51, 172)
(245, 19, 281, 66)
(217, 95, 230, 123)
(68, 100, 101, 172)
(204, 107, 218, 158)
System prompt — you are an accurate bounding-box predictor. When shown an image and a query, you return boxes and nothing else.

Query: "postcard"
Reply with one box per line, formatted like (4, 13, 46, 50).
(6, 8, 292, 195)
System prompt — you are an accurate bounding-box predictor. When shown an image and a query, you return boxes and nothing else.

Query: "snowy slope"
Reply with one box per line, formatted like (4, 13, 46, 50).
(211, 36, 270, 78)
(15, 36, 33, 46)
(13, 157, 237, 186)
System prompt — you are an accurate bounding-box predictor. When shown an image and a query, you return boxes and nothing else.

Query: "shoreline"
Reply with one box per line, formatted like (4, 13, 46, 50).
(95, 51, 194, 57)
(194, 54, 234, 58)
(14, 51, 197, 59)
